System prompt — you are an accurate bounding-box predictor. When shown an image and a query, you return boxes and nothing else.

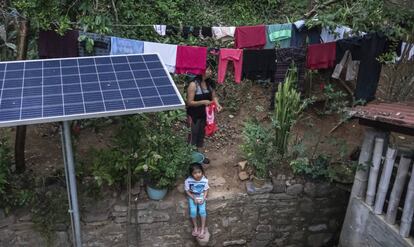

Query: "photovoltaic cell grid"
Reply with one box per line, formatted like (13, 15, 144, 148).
(0, 54, 184, 127)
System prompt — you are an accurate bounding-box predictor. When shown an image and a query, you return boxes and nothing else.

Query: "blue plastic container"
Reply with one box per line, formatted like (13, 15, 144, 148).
(191, 151, 205, 164)
(146, 185, 168, 200)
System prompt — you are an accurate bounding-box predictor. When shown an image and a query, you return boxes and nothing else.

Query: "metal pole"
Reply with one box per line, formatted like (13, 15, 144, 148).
(62, 121, 82, 246)
(60, 124, 76, 246)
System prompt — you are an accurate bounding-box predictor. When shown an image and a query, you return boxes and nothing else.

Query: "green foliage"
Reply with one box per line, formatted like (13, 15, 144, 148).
(31, 187, 69, 246)
(290, 155, 334, 180)
(90, 110, 192, 189)
(0, 138, 11, 197)
(241, 119, 273, 179)
(322, 84, 349, 115)
(272, 64, 308, 156)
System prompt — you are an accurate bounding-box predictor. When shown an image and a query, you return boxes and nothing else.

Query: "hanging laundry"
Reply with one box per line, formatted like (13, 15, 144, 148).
(205, 102, 218, 137)
(153, 25, 167, 36)
(212, 27, 236, 40)
(143, 42, 177, 73)
(306, 42, 336, 69)
(234, 25, 266, 49)
(166, 25, 179, 36)
(182, 26, 201, 39)
(242, 49, 276, 81)
(175, 46, 208, 75)
(110, 37, 144, 55)
(38, 30, 79, 58)
(201, 27, 213, 38)
(331, 50, 360, 81)
(396, 42, 414, 61)
(265, 24, 292, 49)
(355, 33, 388, 102)
(217, 48, 243, 84)
(78, 31, 111, 57)
(291, 20, 321, 48)
(320, 26, 353, 43)
(270, 47, 306, 110)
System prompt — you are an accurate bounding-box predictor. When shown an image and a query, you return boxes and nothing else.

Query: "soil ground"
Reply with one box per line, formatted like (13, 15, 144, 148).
(0, 83, 369, 200)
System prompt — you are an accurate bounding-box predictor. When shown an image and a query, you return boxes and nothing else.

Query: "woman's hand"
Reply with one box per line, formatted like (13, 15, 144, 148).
(216, 104, 223, 112)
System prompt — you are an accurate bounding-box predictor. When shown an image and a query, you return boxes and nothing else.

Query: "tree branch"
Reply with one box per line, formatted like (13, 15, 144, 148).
(304, 0, 341, 19)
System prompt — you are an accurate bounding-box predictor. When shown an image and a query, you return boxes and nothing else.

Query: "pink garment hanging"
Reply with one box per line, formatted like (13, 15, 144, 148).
(217, 48, 243, 84)
(205, 102, 218, 137)
(175, 46, 208, 75)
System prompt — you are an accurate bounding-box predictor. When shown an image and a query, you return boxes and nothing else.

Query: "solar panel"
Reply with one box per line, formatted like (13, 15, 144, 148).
(0, 54, 185, 127)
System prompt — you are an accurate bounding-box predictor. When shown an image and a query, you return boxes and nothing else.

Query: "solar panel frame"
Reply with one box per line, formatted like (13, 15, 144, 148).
(0, 53, 185, 128)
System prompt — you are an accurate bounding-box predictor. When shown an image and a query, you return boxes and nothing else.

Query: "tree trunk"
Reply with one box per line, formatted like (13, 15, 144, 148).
(14, 19, 29, 174)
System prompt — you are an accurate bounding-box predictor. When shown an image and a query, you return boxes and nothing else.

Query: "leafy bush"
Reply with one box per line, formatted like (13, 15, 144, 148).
(0, 138, 11, 198)
(290, 155, 334, 180)
(90, 110, 192, 189)
(241, 119, 273, 179)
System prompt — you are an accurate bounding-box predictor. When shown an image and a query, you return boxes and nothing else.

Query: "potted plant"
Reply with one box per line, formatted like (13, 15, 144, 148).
(134, 112, 193, 200)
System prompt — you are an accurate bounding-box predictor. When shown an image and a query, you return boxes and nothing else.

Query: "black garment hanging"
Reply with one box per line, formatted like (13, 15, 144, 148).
(201, 27, 213, 37)
(242, 49, 276, 81)
(354, 33, 388, 102)
(166, 25, 179, 36)
(38, 30, 79, 58)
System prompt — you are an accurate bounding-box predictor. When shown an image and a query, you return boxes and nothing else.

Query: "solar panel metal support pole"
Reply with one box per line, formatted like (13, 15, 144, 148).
(62, 121, 82, 247)
(60, 123, 76, 246)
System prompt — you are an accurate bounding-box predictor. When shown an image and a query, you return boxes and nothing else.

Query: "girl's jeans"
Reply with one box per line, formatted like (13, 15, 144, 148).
(188, 194, 206, 218)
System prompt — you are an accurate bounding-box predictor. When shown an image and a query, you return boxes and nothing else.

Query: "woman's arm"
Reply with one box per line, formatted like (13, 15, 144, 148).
(187, 82, 211, 107)
(211, 89, 223, 112)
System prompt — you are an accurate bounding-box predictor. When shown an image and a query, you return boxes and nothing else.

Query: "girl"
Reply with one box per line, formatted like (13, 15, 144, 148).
(186, 66, 222, 163)
(184, 163, 209, 239)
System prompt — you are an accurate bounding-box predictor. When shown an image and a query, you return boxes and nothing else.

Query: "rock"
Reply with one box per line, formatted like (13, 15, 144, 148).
(134, 210, 170, 224)
(229, 114, 234, 119)
(131, 184, 141, 195)
(114, 205, 128, 212)
(238, 171, 249, 181)
(196, 227, 210, 246)
(256, 225, 271, 232)
(238, 161, 247, 170)
(0, 215, 16, 229)
(304, 182, 317, 197)
(315, 183, 331, 197)
(271, 177, 286, 193)
(307, 233, 332, 247)
(0, 209, 5, 221)
(246, 181, 273, 195)
(18, 214, 31, 222)
(286, 184, 304, 196)
(308, 224, 328, 232)
(223, 239, 247, 246)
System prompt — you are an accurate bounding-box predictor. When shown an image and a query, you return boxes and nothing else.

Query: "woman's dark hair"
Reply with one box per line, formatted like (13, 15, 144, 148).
(189, 162, 204, 176)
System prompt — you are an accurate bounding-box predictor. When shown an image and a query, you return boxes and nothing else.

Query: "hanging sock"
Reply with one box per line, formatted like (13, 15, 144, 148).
(217, 48, 243, 84)
(153, 25, 167, 36)
(205, 102, 218, 137)
(306, 42, 336, 69)
(234, 25, 266, 49)
(175, 46, 208, 75)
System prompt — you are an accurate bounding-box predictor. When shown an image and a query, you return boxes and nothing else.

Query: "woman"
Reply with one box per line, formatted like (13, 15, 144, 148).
(186, 66, 222, 163)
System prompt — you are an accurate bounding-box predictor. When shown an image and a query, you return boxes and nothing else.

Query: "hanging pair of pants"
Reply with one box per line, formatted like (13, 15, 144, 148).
(218, 48, 243, 83)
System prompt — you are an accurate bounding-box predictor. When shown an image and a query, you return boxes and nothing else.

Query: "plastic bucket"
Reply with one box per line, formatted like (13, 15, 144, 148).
(146, 186, 168, 200)
(191, 151, 205, 164)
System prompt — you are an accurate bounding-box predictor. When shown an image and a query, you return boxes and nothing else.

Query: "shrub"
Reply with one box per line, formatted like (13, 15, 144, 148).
(241, 119, 273, 179)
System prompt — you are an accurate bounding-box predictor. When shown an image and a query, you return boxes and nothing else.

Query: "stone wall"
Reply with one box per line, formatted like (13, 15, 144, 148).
(0, 179, 350, 247)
